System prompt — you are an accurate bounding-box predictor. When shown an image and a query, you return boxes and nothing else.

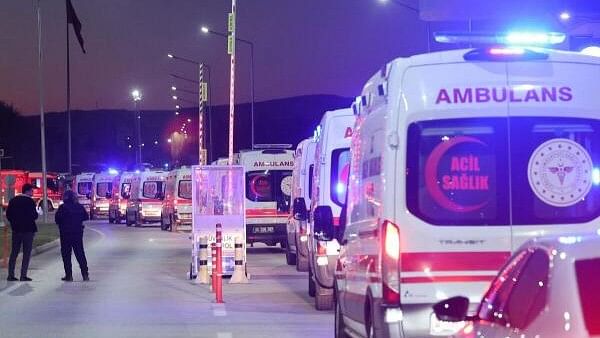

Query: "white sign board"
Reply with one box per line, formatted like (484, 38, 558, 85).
(192, 165, 245, 275)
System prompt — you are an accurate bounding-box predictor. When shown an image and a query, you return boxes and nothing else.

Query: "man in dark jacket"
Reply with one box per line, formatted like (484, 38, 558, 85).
(5, 183, 38, 281)
(55, 190, 89, 281)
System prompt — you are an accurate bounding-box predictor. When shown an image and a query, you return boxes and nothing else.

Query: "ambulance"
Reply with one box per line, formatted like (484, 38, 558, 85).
(29, 172, 63, 211)
(109, 171, 138, 224)
(307, 108, 355, 310)
(90, 171, 119, 220)
(74, 172, 95, 215)
(286, 138, 316, 270)
(126, 169, 167, 226)
(239, 146, 294, 247)
(328, 35, 600, 338)
(160, 167, 192, 231)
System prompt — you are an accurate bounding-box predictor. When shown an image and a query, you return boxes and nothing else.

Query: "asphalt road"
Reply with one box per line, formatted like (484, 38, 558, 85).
(0, 220, 333, 338)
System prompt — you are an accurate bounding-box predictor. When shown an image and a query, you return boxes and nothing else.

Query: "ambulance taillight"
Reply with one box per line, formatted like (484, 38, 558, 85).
(382, 220, 400, 307)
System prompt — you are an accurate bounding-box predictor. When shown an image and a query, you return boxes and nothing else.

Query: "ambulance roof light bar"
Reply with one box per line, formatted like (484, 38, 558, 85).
(433, 31, 566, 46)
(253, 144, 293, 149)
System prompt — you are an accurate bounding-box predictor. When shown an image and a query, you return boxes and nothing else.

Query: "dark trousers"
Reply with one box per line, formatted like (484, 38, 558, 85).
(60, 233, 88, 278)
(8, 232, 35, 278)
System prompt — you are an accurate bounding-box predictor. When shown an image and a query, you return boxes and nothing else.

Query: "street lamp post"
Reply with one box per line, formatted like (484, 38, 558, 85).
(201, 26, 255, 149)
(167, 54, 211, 164)
(131, 89, 142, 166)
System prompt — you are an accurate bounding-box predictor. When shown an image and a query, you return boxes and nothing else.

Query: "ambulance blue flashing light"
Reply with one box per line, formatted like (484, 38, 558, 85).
(108, 168, 119, 175)
(593, 168, 600, 185)
(434, 31, 566, 46)
(581, 46, 600, 57)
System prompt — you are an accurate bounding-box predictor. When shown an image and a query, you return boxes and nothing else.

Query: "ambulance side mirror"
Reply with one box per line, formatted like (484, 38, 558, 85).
(293, 197, 308, 221)
(313, 205, 334, 241)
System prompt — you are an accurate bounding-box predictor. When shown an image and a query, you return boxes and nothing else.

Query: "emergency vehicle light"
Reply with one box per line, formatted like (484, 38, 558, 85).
(463, 48, 548, 62)
(253, 144, 292, 149)
(434, 31, 565, 46)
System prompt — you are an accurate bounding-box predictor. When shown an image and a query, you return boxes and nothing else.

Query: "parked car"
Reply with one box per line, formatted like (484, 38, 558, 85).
(433, 234, 600, 338)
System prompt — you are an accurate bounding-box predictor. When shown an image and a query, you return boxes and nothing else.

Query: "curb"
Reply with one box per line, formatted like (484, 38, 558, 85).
(32, 238, 60, 256)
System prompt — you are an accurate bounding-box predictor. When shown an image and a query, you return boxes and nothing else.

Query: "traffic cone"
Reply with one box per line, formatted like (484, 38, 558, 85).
(229, 236, 249, 284)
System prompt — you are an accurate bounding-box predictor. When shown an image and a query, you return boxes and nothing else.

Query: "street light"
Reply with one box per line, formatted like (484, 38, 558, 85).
(131, 88, 143, 165)
(167, 54, 213, 163)
(201, 25, 256, 149)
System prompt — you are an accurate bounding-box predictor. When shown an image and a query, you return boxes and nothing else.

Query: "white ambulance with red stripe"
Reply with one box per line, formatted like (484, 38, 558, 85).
(328, 42, 600, 337)
(308, 108, 355, 310)
(109, 171, 138, 224)
(239, 146, 294, 247)
(74, 172, 95, 215)
(91, 171, 119, 220)
(126, 169, 167, 226)
(160, 167, 192, 231)
(286, 137, 316, 269)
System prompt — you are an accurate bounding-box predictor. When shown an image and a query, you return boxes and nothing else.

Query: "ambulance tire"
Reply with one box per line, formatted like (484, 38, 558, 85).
(126, 212, 133, 227)
(308, 268, 316, 297)
(108, 216, 114, 224)
(334, 288, 350, 338)
(315, 284, 334, 310)
(285, 245, 296, 265)
(168, 216, 174, 232)
(160, 214, 167, 231)
(365, 291, 386, 338)
(280, 240, 287, 249)
(296, 257, 308, 272)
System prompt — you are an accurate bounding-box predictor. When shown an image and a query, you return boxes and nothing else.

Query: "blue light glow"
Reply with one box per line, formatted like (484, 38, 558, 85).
(336, 182, 346, 195)
(593, 168, 600, 185)
(108, 168, 119, 175)
(505, 31, 565, 45)
(581, 46, 600, 57)
(135, 170, 141, 174)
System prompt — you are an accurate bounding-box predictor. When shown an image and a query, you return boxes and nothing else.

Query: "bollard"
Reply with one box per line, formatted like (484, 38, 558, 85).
(229, 236, 249, 284)
(196, 236, 209, 284)
(210, 243, 217, 292)
(215, 223, 224, 303)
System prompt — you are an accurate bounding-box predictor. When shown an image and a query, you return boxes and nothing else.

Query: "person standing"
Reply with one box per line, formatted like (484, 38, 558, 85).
(5, 183, 38, 282)
(55, 190, 89, 282)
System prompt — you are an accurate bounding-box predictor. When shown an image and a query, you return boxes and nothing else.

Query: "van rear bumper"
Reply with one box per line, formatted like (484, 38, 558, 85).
(381, 303, 467, 338)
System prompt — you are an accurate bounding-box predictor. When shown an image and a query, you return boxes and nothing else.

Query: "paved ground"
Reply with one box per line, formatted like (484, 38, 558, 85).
(0, 220, 332, 338)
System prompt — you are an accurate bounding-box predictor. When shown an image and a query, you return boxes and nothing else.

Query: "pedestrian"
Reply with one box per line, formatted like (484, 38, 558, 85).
(5, 183, 38, 282)
(55, 190, 89, 282)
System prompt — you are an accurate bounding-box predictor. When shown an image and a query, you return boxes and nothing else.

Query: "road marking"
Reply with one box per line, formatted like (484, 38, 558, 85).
(217, 333, 232, 338)
(87, 226, 106, 241)
(212, 304, 227, 317)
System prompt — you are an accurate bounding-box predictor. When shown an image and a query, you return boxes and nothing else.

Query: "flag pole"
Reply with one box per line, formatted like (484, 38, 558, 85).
(66, 0, 72, 175)
(36, 0, 48, 222)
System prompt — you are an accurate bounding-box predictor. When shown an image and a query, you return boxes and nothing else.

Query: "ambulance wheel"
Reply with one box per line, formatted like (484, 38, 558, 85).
(280, 240, 287, 249)
(365, 291, 384, 338)
(296, 256, 308, 272)
(160, 215, 167, 231)
(168, 216, 174, 232)
(315, 284, 334, 311)
(308, 268, 316, 297)
(335, 288, 349, 338)
(189, 264, 196, 280)
(108, 217, 114, 224)
(285, 245, 296, 265)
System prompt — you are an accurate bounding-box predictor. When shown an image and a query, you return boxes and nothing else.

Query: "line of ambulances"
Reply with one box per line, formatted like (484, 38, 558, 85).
(284, 37, 600, 338)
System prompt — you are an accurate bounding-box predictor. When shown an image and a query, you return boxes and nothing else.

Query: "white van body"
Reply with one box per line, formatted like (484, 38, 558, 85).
(335, 48, 600, 337)
(126, 170, 167, 226)
(91, 172, 118, 219)
(161, 167, 192, 231)
(238, 148, 294, 246)
(309, 108, 355, 310)
(285, 138, 316, 270)
(74, 172, 95, 214)
(109, 171, 138, 224)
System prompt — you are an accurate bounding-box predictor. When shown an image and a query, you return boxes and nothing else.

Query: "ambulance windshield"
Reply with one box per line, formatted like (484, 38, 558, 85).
(407, 117, 600, 226)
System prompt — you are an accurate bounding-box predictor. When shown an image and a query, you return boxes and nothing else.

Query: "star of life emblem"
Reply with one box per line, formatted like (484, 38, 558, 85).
(528, 138, 593, 207)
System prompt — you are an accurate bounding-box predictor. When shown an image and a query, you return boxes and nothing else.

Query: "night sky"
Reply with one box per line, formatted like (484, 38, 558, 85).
(2, 1, 598, 116)
(1, 0, 426, 115)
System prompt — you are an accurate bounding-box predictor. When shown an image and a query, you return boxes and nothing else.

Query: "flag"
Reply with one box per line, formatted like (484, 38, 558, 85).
(66, 0, 85, 53)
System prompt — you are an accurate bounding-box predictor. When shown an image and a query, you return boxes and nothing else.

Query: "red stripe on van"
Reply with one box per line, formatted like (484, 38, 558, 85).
(402, 252, 510, 272)
(401, 275, 495, 284)
(246, 209, 288, 217)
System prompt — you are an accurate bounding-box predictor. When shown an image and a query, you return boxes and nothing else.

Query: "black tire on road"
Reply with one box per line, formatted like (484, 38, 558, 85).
(315, 284, 334, 310)
(296, 257, 308, 272)
(285, 246, 297, 265)
(308, 268, 316, 297)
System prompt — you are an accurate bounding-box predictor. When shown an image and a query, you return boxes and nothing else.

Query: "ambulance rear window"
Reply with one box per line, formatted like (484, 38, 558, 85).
(96, 182, 112, 197)
(178, 180, 192, 199)
(407, 117, 600, 226)
(77, 182, 92, 196)
(142, 181, 164, 199)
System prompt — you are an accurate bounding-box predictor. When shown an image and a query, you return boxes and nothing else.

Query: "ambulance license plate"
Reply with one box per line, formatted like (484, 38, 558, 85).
(253, 226, 275, 234)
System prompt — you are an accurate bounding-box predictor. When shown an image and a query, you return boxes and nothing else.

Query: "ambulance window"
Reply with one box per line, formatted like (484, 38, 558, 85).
(121, 183, 131, 199)
(96, 183, 112, 197)
(178, 180, 192, 199)
(247, 172, 274, 202)
(77, 182, 92, 196)
(406, 118, 510, 225)
(142, 181, 163, 199)
(510, 117, 600, 225)
(331, 148, 351, 207)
